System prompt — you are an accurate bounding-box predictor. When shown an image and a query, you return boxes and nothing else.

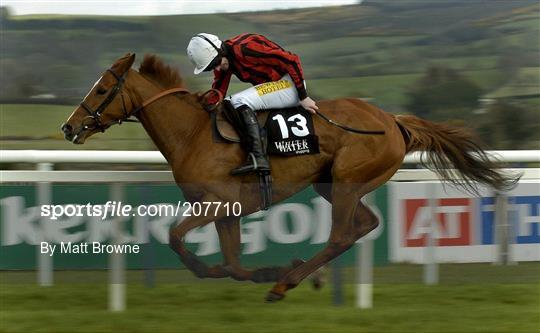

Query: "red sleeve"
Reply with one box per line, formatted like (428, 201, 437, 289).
(210, 69, 232, 104)
(241, 40, 308, 100)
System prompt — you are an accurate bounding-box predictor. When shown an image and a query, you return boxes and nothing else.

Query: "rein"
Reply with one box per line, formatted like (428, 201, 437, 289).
(130, 87, 191, 118)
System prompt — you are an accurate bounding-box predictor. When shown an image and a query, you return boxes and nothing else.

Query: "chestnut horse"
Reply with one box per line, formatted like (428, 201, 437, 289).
(61, 53, 516, 301)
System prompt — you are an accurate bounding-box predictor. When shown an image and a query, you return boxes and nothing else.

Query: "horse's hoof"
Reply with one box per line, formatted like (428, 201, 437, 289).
(265, 291, 285, 303)
(309, 268, 325, 290)
(311, 279, 323, 290)
(310, 271, 324, 290)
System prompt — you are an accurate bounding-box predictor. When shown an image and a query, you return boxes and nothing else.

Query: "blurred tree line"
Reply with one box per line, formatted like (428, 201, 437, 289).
(405, 66, 539, 149)
(406, 67, 482, 121)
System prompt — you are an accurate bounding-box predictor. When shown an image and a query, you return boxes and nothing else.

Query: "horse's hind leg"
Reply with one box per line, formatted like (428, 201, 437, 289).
(266, 182, 361, 301)
(354, 200, 379, 239)
(266, 169, 392, 301)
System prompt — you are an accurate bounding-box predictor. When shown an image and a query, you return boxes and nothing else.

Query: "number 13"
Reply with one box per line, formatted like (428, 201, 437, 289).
(272, 114, 309, 139)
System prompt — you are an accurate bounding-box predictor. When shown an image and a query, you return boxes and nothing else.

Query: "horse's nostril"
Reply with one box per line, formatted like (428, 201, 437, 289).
(61, 123, 72, 134)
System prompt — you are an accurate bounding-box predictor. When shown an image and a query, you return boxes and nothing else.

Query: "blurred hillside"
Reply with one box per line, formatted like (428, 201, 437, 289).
(0, 1, 539, 149)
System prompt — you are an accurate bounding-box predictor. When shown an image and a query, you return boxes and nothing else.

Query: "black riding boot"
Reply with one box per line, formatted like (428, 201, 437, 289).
(231, 106, 270, 175)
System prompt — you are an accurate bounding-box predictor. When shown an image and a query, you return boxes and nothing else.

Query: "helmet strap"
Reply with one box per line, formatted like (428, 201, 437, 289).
(196, 34, 223, 56)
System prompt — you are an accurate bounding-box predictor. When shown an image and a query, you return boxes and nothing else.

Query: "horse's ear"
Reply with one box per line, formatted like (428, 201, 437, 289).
(125, 53, 136, 68)
(111, 53, 136, 75)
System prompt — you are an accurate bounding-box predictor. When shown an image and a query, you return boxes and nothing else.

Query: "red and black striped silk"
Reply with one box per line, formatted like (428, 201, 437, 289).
(212, 33, 307, 101)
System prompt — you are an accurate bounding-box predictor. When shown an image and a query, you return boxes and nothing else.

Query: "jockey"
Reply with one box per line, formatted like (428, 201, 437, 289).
(187, 33, 318, 175)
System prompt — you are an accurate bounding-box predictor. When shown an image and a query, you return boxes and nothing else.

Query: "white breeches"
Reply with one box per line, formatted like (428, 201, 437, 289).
(227, 74, 302, 111)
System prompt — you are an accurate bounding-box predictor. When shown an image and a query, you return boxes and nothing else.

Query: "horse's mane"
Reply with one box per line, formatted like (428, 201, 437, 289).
(138, 54, 185, 89)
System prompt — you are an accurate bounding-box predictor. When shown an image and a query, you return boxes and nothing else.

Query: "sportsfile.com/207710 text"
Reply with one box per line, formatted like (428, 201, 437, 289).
(40, 201, 242, 220)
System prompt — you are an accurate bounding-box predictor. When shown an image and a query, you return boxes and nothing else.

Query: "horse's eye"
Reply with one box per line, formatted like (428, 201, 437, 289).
(96, 87, 107, 95)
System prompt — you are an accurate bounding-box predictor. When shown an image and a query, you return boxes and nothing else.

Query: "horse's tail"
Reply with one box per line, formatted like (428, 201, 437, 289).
(395, 114, 519, 194)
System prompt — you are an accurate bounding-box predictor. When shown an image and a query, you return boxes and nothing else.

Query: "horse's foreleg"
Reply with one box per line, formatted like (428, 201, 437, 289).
(214, 216, 303, 282)
(214, 216, 252, 281)
(169, 202, 230, 279)
(309, 181, 333, 289)
(313, 181, 332, 202)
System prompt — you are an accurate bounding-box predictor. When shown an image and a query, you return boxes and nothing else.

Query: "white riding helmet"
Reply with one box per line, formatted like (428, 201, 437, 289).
(187, 33, 223, 74)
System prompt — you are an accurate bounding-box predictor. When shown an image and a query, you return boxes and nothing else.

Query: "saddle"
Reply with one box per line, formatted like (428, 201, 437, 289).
(211, 100, 269, 143)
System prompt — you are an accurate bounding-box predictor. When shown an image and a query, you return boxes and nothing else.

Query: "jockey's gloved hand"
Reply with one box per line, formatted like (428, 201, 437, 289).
(300, 97, 319, 114)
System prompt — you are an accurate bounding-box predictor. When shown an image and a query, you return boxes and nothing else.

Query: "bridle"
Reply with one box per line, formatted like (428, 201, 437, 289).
(76, 68, 190, 136)
(79, 69, 131, 133)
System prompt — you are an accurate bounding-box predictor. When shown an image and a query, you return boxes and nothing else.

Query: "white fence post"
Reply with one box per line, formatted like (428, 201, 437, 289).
(495, 191, 515, 265)
(357, 239, 373, 308)
(356, 192, 374, 309)
(37, 162, 53, 286)
(423, 182, 439, 285)
(109, 183, 126, 312)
